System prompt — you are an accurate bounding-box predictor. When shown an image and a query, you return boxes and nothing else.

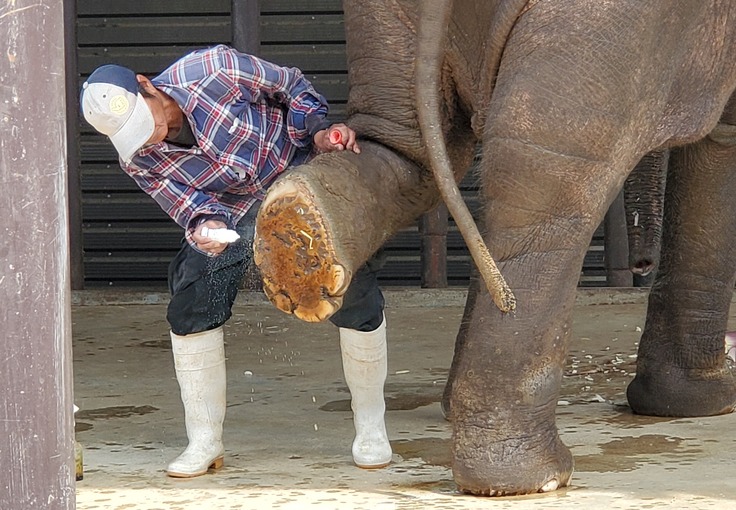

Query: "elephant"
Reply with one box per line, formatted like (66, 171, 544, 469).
(440, 149, 669, 417)
(624, 149, 669, 286)
(253, 0, 736, 496)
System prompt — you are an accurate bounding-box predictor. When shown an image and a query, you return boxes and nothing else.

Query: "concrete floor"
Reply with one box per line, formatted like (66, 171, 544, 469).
(72, 288, 736, 509)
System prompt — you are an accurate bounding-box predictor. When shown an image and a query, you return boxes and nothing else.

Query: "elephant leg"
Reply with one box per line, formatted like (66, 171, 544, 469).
(627, 123, 736, 417)
(450, 137, 605, 495)
(255, 137, 477, 322)
(254, 143, 440, 322)
(441, 268, 481, 419)
(448, 3, 667, 494)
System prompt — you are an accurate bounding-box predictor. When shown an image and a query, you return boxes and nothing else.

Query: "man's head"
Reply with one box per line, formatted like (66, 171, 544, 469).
(80, 65, 155, 163)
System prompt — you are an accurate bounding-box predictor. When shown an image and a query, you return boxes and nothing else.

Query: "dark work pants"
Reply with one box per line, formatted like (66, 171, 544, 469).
(166, 205, 385, 336)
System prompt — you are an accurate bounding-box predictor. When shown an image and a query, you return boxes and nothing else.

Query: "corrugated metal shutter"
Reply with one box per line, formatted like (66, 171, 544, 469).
(77, 0, 233, 287)
(76, 0, 605, 288)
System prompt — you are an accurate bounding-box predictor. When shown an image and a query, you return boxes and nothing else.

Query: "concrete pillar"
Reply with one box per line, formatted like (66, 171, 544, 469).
(0, 0, 75, 508)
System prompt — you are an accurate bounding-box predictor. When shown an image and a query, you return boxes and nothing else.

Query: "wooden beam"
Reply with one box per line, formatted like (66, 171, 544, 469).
(77, 16, 230, 46)
(420, 204, 448, 288)
(78, 0, 231, 15)
(0, 0, 75, 508)
(232, 0, 261, 55)
(65, 0, 84, 289)
(261, 0, 342, 13)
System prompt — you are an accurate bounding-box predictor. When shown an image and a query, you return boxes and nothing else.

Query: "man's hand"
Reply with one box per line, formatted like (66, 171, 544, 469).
(314, 123, 361, 154)
(192, 219, 230, 255)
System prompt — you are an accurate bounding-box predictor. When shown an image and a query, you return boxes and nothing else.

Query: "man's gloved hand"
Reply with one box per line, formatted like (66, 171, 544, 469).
(313, 123, 361, 154)
(192, 219, 230, 255)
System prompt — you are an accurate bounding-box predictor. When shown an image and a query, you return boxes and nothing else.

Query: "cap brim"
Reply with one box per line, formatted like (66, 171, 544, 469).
(109, 93, 155, 163)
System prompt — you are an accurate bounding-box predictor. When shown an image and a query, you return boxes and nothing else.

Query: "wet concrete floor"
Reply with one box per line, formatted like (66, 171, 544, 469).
(72, 288, 736, 509)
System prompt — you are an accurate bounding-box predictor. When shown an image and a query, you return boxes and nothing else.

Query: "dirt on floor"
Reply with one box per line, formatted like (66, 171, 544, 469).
(71, 289, 736, 509)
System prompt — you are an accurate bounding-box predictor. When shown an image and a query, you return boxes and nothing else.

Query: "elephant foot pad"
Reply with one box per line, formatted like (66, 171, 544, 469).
(254, 180, 351, 322)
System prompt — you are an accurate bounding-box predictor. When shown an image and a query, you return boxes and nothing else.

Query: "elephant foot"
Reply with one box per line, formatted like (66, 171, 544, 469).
(627, 364, 736, 417)
(254, 179, 352, 322)
(452, 424, 574, 496)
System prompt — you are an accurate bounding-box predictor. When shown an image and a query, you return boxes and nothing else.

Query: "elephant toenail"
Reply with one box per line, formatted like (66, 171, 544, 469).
(540, 479, 559, 492)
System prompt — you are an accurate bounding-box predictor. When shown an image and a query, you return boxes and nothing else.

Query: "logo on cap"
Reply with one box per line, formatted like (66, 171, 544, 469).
(80, 64, 156, 163)
(109, 95, 130, 116)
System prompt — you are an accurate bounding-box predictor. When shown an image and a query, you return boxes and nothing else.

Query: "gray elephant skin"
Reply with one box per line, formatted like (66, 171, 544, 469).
(624, 149, 668, 285)
(253, 0, 736, 497)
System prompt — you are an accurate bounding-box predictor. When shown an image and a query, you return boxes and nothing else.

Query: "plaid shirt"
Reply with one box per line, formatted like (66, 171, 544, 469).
(121, 45, 330, 247)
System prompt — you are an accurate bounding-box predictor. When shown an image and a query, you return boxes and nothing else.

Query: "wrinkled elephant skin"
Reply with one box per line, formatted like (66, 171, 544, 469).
(624, 150, 669, 286)
(255, 1, 736, 497)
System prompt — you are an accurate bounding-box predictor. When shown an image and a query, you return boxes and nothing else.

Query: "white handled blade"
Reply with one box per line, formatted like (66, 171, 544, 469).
(201, 226, 240, 243)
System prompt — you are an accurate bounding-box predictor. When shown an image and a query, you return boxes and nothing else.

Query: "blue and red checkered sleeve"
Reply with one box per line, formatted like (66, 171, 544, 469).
(219, 47, 331, 146)
(121, 159, 234, 253)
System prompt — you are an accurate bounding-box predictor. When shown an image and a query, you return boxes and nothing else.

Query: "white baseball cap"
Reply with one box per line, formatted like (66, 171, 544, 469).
(81, 65, 155, 163)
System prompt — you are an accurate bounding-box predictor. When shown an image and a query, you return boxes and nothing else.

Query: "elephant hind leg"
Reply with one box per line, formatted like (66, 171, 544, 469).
(627, 127, 736, 417)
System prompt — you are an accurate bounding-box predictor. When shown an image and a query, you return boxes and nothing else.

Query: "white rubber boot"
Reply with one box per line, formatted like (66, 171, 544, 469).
(339, 315, 392, 468)
(726, 331, 736, 362)
(166, 327, 226, 477)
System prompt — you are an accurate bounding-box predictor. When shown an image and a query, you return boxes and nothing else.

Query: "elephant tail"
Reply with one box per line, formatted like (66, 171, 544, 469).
(415, 0, 516, 313)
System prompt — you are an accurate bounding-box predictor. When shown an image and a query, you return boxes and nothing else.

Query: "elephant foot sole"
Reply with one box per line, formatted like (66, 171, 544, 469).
(254, 179, 351, 322)
(627, 365, 736, 417)
(452, 431, 574, 496)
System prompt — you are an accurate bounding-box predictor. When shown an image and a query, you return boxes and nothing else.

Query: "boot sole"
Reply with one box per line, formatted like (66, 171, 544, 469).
(355, 460, 391, 470)
(166, 456, 224, 478)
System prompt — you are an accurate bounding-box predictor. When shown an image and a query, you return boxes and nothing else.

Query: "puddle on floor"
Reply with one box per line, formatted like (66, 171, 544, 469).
(391, 437, 451, 467)
(76, 405, 159, 420)
(579, 407, 674, 429)
(574, 434, 702, 473)
(138, 339, 171, 349)
(76, 422, 93, 432)
(320, 383, 442, 412)
(392, 432, 703, 477)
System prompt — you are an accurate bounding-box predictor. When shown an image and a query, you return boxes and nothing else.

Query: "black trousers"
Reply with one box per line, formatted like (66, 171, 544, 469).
(166, 205, 385, 336)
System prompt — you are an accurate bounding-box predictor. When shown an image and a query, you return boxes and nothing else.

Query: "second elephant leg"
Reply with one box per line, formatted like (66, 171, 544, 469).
(627, 126, 736, 417)
(450, 134, 628, 495)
